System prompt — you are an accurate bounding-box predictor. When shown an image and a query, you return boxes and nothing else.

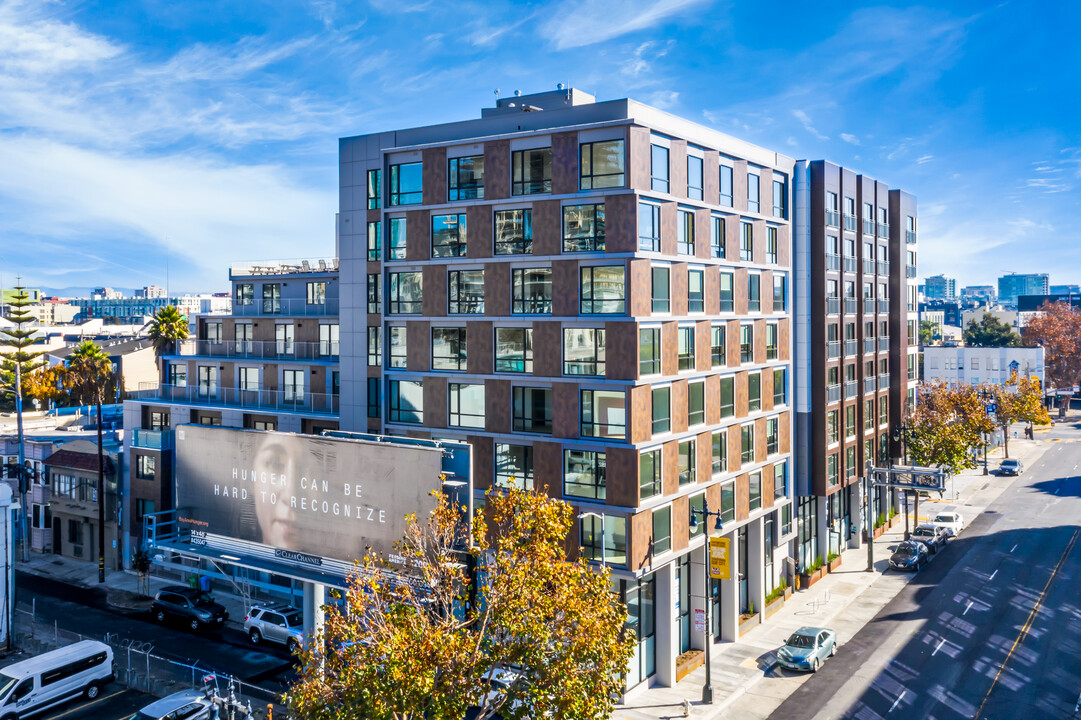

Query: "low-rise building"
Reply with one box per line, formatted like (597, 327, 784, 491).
(923, 346, 1044, 389)
(41, 439, 121, 568)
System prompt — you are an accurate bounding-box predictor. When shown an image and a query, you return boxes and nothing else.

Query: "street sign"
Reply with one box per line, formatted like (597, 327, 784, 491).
(694, 608, 706, 632)
(709, 536, 731, 580)
(986, 403, 997, 414)
(870, 465, 947, 492)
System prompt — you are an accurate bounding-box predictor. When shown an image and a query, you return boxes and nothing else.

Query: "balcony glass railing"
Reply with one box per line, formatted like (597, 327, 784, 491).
(827, 384, 842, 403)
(844, 257, 858, 273)
(844, 381, 859, 399)
(844, 340, 859, 356)
(906, 230, 917, 244)
(863, 260, 876, 275)
(230, 258, 338, 277)
(878, 261, 890, 276)
(906, 266, 918, 278)
(864, 377, 876, 394)
(864, 338, 876, 354)
(233, 298, 340, 317)
(844, 215, 857, 231)
(863, 219, 875, 235)
(878, 224, 889, 239)
(878, 299, 890, 314)
(131, 429, 174, 451)
(827, 297, 840, 315)
(825, 210, 841, 227)
(826, 254, 841, 271)
(844, 299, 858, 315)
(173, 340, 340, 361)
(878, 374, 891, 390)
(879, 337, 890, 351)
(827, 341, 841, 359)
(133, 383, 340, 415)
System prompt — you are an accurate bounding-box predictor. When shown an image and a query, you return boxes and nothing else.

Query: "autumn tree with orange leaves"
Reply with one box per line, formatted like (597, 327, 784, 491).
(1024, 301, 1081, 390)
(987, 372, 1051, 458)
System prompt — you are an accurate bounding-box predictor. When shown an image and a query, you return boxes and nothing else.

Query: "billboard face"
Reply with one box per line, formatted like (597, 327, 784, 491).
(174, 425, 444, 564)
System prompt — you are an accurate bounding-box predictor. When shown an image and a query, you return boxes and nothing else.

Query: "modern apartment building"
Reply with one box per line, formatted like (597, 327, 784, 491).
(924, 273, 955, 300)
(961, 285, 995, 302)
(998, 272, 1048, 305)
(338, 88, 796, 690)
(791, 161, 917, 570)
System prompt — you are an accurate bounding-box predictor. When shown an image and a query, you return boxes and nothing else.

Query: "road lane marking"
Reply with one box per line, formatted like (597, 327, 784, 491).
(963, 601, 974, 616)
(889, 690, 906, 713)
(45, 689, 130, 718)
(974, 528, 1080, 720)
(989, 569, 998, 581)
(932, 638, 946, 656)
(1010, 544, 1018, 553)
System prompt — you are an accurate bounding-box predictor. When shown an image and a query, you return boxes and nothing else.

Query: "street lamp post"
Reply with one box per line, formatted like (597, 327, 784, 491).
(689, 500, 725, 705)
(892, 423, 911, 540)
(577, 511, 606, 568)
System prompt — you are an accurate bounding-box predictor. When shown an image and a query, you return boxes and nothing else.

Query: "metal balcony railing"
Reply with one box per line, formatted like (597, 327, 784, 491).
(826, 254, 841, 271)
(133, 383, 340, 415)
(827, 341, 841, 359)
(907, 266, 917, 278)
(844, 257, 858, 273)
(863, 219, 875, 236)
(827, 384, 842, 403)
(844, 215, 857, 231)
(845, 381, 859, 399)
(232, 298, 340, 317)
(878, 224, 889, 239)
(863, 298, 876, 315)
(827, 297, 841, 315)
(174, 339, 340, 361)
(230, 258, 338, 277)
(863, 259, 876, 275)
(879, 374, 891, 390)
(131, 429, 174, 451)
(906, 230, 917, 244)
(878, 299, 890, 314)
(845, 299, 858, 315)
(844, 340, 859, 356)
(826, 210, 841, 227)
(864, 338, 876, 354)
(878, 261, 890, 276)
(864, 377, 877, 394)
(879, 337, 890, 351)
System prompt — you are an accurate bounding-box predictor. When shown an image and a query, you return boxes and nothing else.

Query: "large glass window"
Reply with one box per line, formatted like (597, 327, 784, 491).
(262, 283, 280, 314)
(389, 162, 422, 206)
(774, 274, 787, 311)
(639, 202, 661, 252)
(712, 431, 727, 475)
(387, 326, 406, 368)
(639, 328, 660, 375)
(306, 282, 326, 306)
(494, 209, 532, 255)
(448, 155, 484, 201)
(678, 439, 696, 485)
(387, 271, 422, 314)
(688, 269, 704, 312)
(367, 326, 381, 367)
(711, 324, 725, 367)
(448, 383, 485, 428)
(720, 271, 734, 312)
(774, 460, 787, 500)
(740, 222, 754, 261)
(495, 327, 533, 372)
(640, 449, 661, 499)
(367, 168, 381, 209)
(766, 417, 779, 455)
(773, 178, 786, 218)
(719, 164, 733, 207)
(367, 221, 381, 261)
(653, 506, 671, 555)
(495, 444, 533, 490)
(564, 328, 606, 376)
(748, 173, 760, 213)
(563, 204, 605, 252)
(432, 213, 467, 258)
(767, 226, 779, 264)
(688, 381, 705, 426)
(688, 155, 704, 200)
(235, 283, 253, 306)
(565, 450, 607, 501)
(720, 376, 735, 417)
(580, 140, 625, 190)
(448, 269, 484, 314)
(741, 424, 755, 464)
(766, 323, 778, 360)
(721, 481, 735, 524)
(677, 209, 694, 255)
(580, 265, 625, 314)
(740, 324, 753, 363)
(512, 148, 552, 195)
(512, 387, 552, 434)
(432, 327, 467, 371)
(677, 326, 695, 371)
(387, 217, 407, 260)
(711, 216, 725, 258)
(650, 144, 669, 193)
(748, 371, 761, 412)
(580, 511, 625, 566)
(511, 268, 552, 314)
(580, 389, 626, 440)
(749, 471, 762, 511)
(652, 386, 670, 434)
(652, 266, 670, 313)
(748, 273, 761, 312)
(774, 367, 787, 406)
(388, 379, 423, 424)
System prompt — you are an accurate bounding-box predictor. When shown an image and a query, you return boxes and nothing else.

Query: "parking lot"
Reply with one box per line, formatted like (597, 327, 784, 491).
(36, 687, 153, 720)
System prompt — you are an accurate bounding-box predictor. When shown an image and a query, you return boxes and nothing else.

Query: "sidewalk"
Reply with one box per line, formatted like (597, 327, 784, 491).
(613, 435, 1053, 720)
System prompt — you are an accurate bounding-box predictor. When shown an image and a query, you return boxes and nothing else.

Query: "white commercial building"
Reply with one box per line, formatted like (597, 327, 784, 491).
(923, 346, 1044, 389)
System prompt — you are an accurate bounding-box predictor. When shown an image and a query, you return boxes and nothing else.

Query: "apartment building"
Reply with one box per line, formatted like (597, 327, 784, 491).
(998, 272, 1049, 306)
(924, 274, 955, 301)
(338, 88, 796, 690)
(791, 161, 917, 570)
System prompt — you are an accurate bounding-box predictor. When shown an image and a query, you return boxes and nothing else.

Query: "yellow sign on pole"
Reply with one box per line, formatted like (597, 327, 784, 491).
(709, 536, 730, 580)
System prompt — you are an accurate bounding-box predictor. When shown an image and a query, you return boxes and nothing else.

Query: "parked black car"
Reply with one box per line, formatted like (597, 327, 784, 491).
(911, 524, 949, 553)
(151, 586, 228, 632)
(888, 541, 929, 572)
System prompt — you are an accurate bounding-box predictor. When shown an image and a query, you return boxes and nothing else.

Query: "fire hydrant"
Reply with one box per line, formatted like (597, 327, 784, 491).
(683, 698, 692, 716)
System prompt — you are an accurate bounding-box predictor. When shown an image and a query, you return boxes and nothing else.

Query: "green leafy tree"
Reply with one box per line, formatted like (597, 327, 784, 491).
(908, 381, 992, 475)
(286, 488, 635, 720)
(919, 320, 939, 346)
(988, 373, 1051, 458)
(147, 305, 189, 384)
(0, 285, 47, 406)
(964, 313, 1021, 347)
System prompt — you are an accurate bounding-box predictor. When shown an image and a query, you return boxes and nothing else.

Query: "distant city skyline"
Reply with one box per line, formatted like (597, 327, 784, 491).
(1, 0, 1078, 289)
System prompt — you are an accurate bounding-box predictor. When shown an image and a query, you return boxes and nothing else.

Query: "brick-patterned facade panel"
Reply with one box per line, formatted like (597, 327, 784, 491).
(406, 210, 430, 262)
(728, 424, 742, 474)
(606, 321, 637, 381)
(551, 132, 579, 195)
(484, 140, 510, 200)
(660, 201, 678, 256)
(467, 321, 493, 375)
(627, 125, 652, 192)
(552, 382, 579, 439)
(630, 385, 652, 444)
(670, 262, 688, 317)
(467, 434, 495, 491)
(694, 208, 712, 260)
(671, 494, 689, 553)
(485, 379, 511, 435)
(734, 268, 748, 315)
(755, 416, 768, 464)
(533, 440, 563, 498)
(703, 151, 719, 204)
(629, 509, 652, 572)
(726, 319, 741, 367)
(551, 260, 579, 317)
(662, 440, 679, 496)
(485, 263, 510, 317)
(533, 199, 562, 257)
(605, 193, 637, 254)
(733, 159, 748, 213)
(671, 378, 689, 435)
(406, 320, 431, 372)
(423, 375, 447, 429)
(669, 139, 688, 199)
(422, 265, 446, 317)
(422, 147, 447, 206)
(630, 259, 652, 318)
(661, 321, 678, 376)
(735, 472, 750, 522)
(466, 204, 493, 260)
(532, 321, 561, 377)
(695, 320, 711, 371)
(606, 446, 639, 509)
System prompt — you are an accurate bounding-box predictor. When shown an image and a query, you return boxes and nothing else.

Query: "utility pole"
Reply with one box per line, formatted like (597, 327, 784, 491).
(14, 362, 27, 563)
(690, 500, 724, 706)
(96, 399, 105, 583)
(865, 472, 875, 572)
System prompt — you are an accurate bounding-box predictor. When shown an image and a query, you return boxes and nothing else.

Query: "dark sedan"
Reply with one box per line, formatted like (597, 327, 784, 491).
(888, 541, 929, 572)
(911, 524, 949, 553)
(151, 586, 228, 632)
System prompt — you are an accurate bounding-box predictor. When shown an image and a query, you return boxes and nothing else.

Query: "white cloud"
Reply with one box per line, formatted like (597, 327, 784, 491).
(0, 0, 122, 76)
(792, 109, 827, 140)
(544, 0, 710, 50)
(916, 154, 934, 164)
(840, 133, 860, 145)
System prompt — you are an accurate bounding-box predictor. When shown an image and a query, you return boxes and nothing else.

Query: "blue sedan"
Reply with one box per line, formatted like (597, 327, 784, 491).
(776, 627, 838, 673)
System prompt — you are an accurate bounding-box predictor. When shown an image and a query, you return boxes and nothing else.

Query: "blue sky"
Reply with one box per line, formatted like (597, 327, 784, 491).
(1, 0, 1078, 293)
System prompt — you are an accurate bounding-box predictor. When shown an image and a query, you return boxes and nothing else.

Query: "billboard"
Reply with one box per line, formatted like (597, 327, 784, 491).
(174, 425, 446, 565)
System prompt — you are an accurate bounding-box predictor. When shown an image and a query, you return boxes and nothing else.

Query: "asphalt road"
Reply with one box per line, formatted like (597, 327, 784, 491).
(769, 435, 1081, 719)
(36, 687, 152, 720)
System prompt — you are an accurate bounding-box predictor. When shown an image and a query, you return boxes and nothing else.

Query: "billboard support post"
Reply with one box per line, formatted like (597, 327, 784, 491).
(303, 582, 325, 667)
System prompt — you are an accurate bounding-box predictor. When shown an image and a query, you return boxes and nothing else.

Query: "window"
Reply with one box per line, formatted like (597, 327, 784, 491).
(711, 325, 725, 367)
(766, 417, 779, 455)
(740, 222, 754, 261)
(865, 399, 875, 430)
(683, 269, 704, 313)
(367, 221, 382, 260)
(387, 217, 407, 260)
(712, 431, 727, 475)
(367, 273, 381, 313)
(652, 386, 670, 434)
(306, 282, 326, 306)
(688, 381, 705, 426)
(677, 209, 694, 255)
(773, 178, 786, 218)
(773, 367, 787, 406)
(494, 209, 532, 255)
(639, 328, 660, 375)
(238, 367, 259, 391)
(512, 148, 552, 195)
(711, 215, 726, 258)
(564, 203, 606, 252)
(275, 323, 293, 355)
(564, 450, 606, 500)
(720, 376, 735, 417)
(495, 327, 533, 372)
(748, 371, 762, 412)
(720, 271, 734, 312)
(749, 471, 762, 511)
(688, 493, 706, 539)
(387, 326, 406, 368)
(879, 397, 889, 426)
(580, 265, 625, 314)
(513, 387, 553, 434)
(766, 323, 778, 360)
(653, 506, 672, 555)
(580, 139, 625, 190)
(650, 144, 669, 192)
(688, 155, 704, 200)
(448, 383, 485, 428)
(826, 191, 839, 226)
(252, 420, 276, 431)
(448, 269, 484, 314)
(581, 389, 626, 439)
(564, 328, 606, 375)
(388, 379, 423, 424)
(389, 162, 422, 205)
(511, 268, 552, 314)
(677, 326, 695, 371)
(495, 444, 534, 490)
(678, 439, 696, 485)
(234, 283, 253, 306)
(740, 324, 753, 363)
(846, 445, 857, 478)
(845, 405, 857, 438)
(773, 274, 787, 312)
(196, 365, 218, 398)
(652, 266, 670, 313)
(367, 326, 382, 366)
(448, 155, 484, 201)
(432, 327, 467, 371)
(205, 321, 222, 343)
(774, 460, 787, 500)
(283, 369, 305, 403)
(167, 364, 186, 388)
(136, 454, 155, 480)
(367, 377, 380, 418)
(741, 424, 755, 463)
(262, 283, 280, 314)
(580, 513, 626, 566)
(638, 202, 661, 252)
(432, 213, 467, 258)
(387, 271, 422, 314)
(719, 164, 733, 207)
(747, 173, 760, 213)
(367, 168, 381, 209)
(640, 449, 661, 499)
(767, 226, 778, 264)
(748, 273, 761, 312)
(720, 482, 736, 524)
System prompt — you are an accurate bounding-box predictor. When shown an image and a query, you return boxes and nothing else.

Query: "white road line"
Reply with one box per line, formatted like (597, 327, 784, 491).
(1010, 544, 1018, 553)
(932, 638, 946, 656)
(964, 601, 974, 616)
(1074, 688, 1081, 712)
(1056, 488, 1061, 494)
(889, 690, 906, 713)
(989, 569, 999, 581)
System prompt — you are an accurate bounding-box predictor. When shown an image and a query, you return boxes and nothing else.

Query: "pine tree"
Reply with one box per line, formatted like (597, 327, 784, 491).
(0, 285, 47, 406)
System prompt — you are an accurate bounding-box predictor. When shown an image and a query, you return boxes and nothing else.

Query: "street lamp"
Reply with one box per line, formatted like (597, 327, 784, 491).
(892, 423, 911, 540)
(977, 389, 994, 476)
(577, 511, 606, 568)
(689, 499, 724, 705)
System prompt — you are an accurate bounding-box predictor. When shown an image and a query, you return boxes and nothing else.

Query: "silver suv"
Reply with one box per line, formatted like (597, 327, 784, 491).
(244, 603, 304, 652)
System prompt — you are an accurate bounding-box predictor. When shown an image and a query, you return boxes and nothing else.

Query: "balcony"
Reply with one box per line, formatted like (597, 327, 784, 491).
(826, 254, 841, 271)
(863, 298, 876, 315)
(827, 341, 841, 359)
(878, 299, 890, 314)
(878, 224, 889, 239)
(906, 266, 917, 278)
(131, 429, 174, 451)
(844, 257, 858, 273)
(31, 527, 52, 553)
(878, 374, 891, 390)
(825, 210, 840, 227)
(864, 338, 876, 354)
(863, 219, 875, 236)
(826, 384, 842, 403)
(31, 484, 49, 505)
(230, 258, 338, 278)
(133, 383, 340, 416)
(844, 215, 857, 232)
(844, 299, 858, 315)
(844, 381, 859, 399)
(827, 297, 840, 315)
(906, 230, 917, 244)
(233, 298, 340, 317)
(878, 261, 890, 276)
(174, 339, 340, 362)
(863, 259, 876, 275)
(864, 377, 877, 394)
(844, 339, 859, 356)
(879, 337, 891, 351)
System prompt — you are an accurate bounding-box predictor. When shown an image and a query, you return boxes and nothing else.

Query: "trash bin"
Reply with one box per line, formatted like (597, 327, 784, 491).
(198, 576, 211, 592)
(188, 575, 199, 589)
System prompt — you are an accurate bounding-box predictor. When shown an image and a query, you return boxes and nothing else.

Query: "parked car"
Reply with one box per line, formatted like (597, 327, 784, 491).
(0, 640, 113, 719)
(245, 603, 304, 652)
(911, 524, 949, 553)
(775, 627, 838, 673)
(889, 541, 929, 571)
(152, 586, 228, 632)
(931, 511, 964, 537)
(999, 458, 1024, 476)
(126, 689, 215, 720)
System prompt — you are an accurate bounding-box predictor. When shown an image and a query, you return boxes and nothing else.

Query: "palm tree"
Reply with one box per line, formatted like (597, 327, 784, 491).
(64, 341, 113, 583)
(147, 305, 189, 387)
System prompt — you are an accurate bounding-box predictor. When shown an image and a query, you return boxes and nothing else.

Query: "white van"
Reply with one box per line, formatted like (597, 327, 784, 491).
(0, 640, 114, 719)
